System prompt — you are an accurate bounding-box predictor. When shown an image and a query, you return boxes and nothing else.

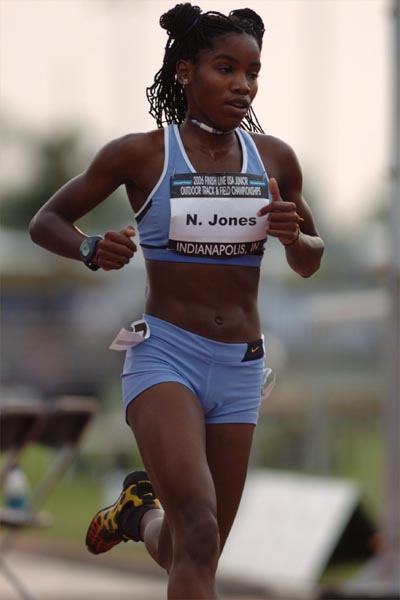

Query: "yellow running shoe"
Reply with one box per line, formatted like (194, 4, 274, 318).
(86, 470, 160, 555)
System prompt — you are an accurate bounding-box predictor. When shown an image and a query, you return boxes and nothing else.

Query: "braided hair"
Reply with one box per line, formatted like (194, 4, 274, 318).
(146, 3, 265, 133)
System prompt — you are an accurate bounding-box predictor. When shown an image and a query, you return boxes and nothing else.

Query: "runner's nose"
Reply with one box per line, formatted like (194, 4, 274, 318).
(232, 73, 251, 94)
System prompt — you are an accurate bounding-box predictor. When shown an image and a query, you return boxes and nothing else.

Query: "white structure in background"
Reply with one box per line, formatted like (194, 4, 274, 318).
(219, 470, 370, 599)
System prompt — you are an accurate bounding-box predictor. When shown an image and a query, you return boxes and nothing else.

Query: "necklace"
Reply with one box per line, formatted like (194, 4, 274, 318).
(190, 118, 233, 135)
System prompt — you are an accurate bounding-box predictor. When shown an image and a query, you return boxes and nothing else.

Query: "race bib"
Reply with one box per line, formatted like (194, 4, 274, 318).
(169, 173, 269, 258)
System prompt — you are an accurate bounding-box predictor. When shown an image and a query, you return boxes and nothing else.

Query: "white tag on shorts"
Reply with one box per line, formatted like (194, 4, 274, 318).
(262, 367, 276, 400)
(109, 319, 150, 351)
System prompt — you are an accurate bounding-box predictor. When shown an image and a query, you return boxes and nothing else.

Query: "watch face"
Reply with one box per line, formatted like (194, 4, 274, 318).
(81, 239, 91, 258)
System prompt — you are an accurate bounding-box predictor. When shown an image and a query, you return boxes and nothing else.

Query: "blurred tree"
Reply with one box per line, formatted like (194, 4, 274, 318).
(1, 130, 83, 229)
(0, 126, 132, 231)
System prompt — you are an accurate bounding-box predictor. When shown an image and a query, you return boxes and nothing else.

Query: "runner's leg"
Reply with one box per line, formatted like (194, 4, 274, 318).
(205, 423, 255, 553)
(127, 382, 220, 600)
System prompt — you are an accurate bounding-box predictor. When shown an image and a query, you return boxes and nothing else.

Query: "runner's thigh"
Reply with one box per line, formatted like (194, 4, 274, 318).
(127, 382, 217, 523)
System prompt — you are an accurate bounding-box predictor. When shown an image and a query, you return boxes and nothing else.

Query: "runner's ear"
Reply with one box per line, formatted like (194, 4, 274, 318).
(176, 59, 193, 86)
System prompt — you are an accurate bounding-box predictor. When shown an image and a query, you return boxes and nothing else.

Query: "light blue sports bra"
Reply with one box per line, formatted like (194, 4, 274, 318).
(134, 124, 270, 267)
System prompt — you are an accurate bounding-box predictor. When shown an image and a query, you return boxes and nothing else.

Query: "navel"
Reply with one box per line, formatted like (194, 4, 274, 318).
(214, 315, 224, 326)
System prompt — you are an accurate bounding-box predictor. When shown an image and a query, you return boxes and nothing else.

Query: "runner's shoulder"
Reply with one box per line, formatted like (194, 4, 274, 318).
(248, 131, 296, 162)
(87, 128, 164, 183)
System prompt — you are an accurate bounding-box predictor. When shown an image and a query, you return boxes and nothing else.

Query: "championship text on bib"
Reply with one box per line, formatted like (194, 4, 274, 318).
(169, 173, 269, 258)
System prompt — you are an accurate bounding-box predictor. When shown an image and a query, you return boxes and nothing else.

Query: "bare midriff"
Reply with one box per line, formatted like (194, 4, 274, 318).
(144, 260, 261, 343)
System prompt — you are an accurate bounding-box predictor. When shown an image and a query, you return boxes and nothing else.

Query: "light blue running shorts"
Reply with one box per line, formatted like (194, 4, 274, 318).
(121, 314, 267, 425)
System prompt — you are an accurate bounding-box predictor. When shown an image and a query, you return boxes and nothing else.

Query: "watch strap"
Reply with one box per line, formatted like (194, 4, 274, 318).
(79, 236, 103, 271)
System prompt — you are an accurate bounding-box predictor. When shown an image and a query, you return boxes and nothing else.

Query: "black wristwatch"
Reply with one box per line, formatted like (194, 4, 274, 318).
(79, 236, 103, 271)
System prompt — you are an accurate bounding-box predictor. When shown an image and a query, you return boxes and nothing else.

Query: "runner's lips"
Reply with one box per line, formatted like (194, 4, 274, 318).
(225, 103, 249, 118)
(227, 99, 250, 110)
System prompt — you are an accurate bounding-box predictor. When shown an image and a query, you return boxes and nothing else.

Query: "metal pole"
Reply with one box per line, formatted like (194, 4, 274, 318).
(382, 0, 400, 578)
(0, 560, 41, 600)
(334, 2, 400, 596)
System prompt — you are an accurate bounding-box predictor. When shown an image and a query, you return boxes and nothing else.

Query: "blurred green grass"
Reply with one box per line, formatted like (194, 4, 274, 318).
(333, 422, 383, 518)
(253, 417, 383, 520)
(2, 421, 382, 538)
(1, 419, 382, 587)
(1, 445, 102, 542)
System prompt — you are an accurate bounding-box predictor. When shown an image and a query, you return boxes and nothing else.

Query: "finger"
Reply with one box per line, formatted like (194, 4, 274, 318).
(267, 223, 298, 237)
(267, 226, 299, 245)
(267, 228, 296, 239)
(120, 226, 136, 238)
(99, 263, 125, 271)
(96, 243, 136, 271)
(266, 211, 300, 223)
(268, 177, 281, 202)
(257, 201, 297, 217)
(98, 250, 130, 265)
(97, 256, 128, 270)
(103, 231, 137, 253)
(100, 238, 136, 257)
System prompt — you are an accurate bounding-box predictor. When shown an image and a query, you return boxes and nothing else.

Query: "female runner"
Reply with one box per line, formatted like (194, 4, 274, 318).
(29, 4, 324, 598)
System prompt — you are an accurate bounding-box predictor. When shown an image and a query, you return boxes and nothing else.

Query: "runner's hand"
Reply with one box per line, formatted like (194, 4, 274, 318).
(94, 226, 137, 271)
(257, 178, 303, 247)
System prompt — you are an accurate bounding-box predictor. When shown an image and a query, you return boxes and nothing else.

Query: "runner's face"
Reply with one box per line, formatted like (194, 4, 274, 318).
(184, 33, 261, 131)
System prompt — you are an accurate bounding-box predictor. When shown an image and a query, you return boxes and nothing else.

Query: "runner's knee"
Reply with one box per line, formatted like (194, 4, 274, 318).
(173, 505, 220, 567)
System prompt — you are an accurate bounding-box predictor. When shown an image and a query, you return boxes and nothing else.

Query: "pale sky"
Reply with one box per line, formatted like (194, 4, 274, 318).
(0, 0, 392, 233)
